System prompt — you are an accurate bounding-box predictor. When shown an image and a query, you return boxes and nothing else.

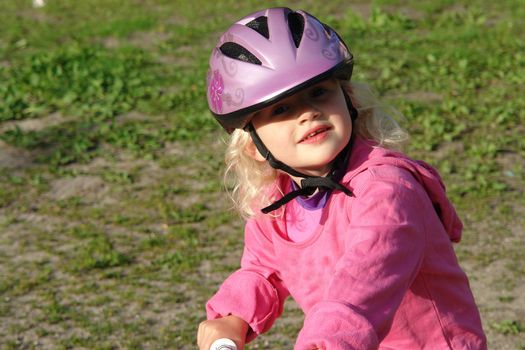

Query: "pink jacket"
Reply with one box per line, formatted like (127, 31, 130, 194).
(206, 137, 487, 349)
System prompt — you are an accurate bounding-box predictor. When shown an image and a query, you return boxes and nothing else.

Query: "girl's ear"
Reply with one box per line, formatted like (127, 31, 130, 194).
(244, 139, 266, 162)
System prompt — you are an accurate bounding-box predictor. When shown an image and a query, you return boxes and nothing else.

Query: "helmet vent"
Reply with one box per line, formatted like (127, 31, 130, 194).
(287, 12, 305, 48)
(220, 42, 262, 65)
(246, 16, 269, 39)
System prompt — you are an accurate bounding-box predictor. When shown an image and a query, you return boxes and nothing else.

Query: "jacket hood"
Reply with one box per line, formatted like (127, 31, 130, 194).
(343, 137, 462, 242)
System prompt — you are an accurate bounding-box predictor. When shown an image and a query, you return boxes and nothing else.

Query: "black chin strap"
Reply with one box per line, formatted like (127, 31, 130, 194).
(247, 87, 358, 214)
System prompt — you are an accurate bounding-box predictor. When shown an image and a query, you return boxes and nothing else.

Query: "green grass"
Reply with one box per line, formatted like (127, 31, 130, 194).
(0, 0, 524, 349)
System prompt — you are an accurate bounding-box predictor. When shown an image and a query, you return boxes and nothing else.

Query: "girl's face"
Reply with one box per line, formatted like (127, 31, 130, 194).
(248, 78, 352, 177)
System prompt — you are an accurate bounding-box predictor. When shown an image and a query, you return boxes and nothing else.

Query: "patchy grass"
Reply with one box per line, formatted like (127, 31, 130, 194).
(0, 0, 524, 349)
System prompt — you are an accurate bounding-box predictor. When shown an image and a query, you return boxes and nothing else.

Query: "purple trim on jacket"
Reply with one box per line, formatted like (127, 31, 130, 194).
(291, 181, 329, 210)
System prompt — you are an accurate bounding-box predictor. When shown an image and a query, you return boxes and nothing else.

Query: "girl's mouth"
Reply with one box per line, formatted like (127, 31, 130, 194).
(299, 126, 331, 144)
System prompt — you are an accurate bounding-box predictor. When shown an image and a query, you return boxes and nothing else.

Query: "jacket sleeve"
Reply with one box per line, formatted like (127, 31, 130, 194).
(206, 218, 290, 342)
(295, 168, 430, 350)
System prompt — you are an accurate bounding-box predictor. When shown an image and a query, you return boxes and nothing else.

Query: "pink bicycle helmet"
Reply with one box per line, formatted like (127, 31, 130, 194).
(206, 7, 354, 133)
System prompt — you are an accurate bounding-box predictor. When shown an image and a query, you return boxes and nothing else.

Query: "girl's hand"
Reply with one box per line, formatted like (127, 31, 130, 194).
(197, 315, 249, 350)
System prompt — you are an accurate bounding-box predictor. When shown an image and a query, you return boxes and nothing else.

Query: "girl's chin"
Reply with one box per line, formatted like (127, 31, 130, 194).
(293, 164, 333, 177)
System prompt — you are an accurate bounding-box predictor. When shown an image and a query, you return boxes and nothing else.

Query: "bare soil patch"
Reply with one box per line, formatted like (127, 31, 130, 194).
(0, 140, 34, 169)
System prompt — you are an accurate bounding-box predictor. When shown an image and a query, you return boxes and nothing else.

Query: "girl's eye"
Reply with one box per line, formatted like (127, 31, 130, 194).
(311, 87, 328, 98)
(273, 105, 290, 116)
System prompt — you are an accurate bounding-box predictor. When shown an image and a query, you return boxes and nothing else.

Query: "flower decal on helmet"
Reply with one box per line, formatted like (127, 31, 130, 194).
(209, 70, 224, 113)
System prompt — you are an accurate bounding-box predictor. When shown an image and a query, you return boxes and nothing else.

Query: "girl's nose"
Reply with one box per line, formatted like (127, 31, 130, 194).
(297, 103, 321, 124)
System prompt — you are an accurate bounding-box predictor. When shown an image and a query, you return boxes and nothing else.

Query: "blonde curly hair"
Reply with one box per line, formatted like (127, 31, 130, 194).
(223, 80, 409, 218)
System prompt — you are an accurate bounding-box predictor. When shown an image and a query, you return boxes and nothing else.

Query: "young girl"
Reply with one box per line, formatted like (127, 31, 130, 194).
(198, 7, 487, 350)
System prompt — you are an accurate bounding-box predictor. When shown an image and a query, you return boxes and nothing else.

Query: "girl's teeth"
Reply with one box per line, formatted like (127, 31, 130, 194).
(301, 128, 327, 142)
(307, 129, 323, 138)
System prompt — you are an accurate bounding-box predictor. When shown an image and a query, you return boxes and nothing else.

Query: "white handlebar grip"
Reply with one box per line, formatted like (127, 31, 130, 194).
(210, 338, 238, 350)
